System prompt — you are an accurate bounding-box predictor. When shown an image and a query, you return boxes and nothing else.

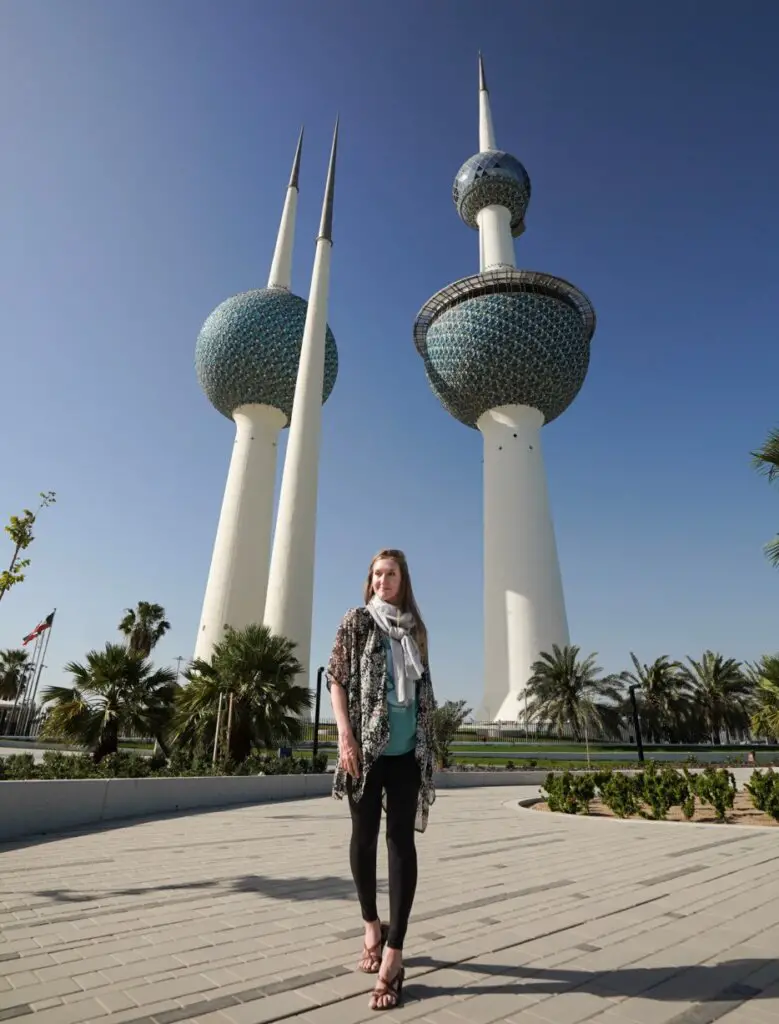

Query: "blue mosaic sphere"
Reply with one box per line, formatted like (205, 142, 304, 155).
(195, 288, 338, 422)
(453, 151, 531, 236)
(423, 292, 590, 427)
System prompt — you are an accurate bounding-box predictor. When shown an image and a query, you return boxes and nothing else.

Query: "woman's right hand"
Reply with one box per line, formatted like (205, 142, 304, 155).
(338, 729, 362, 779)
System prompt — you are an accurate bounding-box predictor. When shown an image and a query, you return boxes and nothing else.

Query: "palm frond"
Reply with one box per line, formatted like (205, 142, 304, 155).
(751, 428, 779, 482)
(764, 535, 779, 568)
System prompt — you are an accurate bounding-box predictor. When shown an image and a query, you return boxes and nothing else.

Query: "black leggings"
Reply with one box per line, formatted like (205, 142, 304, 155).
(347, 750, 420, 950)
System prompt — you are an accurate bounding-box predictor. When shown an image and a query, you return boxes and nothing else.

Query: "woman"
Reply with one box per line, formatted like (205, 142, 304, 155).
(327, 548, 436, 1011)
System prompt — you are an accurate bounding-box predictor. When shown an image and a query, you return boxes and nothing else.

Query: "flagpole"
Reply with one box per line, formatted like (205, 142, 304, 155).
(25, 609, 55, 736)
(17, 631, 44, 736)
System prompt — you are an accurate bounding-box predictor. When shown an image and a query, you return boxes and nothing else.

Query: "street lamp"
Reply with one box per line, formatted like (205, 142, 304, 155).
(628, 684, 644, 763)
(312, 667, 324, 767)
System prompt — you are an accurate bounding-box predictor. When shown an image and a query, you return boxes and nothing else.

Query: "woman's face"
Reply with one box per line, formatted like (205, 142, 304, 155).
(371, 557, 402, 604)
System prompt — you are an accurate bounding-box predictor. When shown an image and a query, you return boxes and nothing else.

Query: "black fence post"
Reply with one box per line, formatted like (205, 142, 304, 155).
(312, 667, 324, 766)
(628, 685, 644, 763)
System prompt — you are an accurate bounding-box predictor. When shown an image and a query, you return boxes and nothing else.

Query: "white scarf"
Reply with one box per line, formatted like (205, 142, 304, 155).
(367, 595, 424, 707)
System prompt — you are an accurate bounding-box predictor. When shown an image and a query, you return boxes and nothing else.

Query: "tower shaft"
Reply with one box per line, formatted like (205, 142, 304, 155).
(264, 120, 338, 682)
(477, 206, 515, 271)
(477, 404, 569, 720)
(194, 404, 287, 661)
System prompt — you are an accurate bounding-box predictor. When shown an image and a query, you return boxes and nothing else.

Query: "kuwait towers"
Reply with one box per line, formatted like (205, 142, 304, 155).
(194, 126, 339, 665)
(414, 56, 596, 721)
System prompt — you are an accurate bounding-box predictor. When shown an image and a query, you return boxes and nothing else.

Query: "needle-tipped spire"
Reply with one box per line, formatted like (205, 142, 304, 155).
(317, 116, 339, 243)
(267, 129, 304, 290)
(289, 126, 304, 189)
(478, 51, 488, 93)
(478, 52, 497, 150)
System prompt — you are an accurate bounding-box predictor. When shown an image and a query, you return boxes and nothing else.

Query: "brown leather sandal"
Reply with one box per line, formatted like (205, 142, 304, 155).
(357, 922, 389, 973)
(369, 966, 405, 1010)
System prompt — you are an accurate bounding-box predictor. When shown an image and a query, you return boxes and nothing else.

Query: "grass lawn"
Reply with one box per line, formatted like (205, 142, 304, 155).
(448, 742, 779, 754)
(448, 755, 635, 769)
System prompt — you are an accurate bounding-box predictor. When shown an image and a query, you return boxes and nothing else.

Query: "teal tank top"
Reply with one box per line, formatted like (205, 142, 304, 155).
(382, 636, 418, 756)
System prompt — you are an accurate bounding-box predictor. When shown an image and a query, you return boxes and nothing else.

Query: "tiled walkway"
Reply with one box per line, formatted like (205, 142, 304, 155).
(1, 786, 778, 1023)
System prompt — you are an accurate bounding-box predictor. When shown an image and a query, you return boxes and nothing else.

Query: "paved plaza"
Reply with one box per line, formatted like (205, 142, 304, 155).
(1, 787, 778, 1024)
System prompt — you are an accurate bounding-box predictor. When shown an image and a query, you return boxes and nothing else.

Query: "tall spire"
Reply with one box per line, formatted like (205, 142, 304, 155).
(478, 52, 497, 151)
(288, 125, 304, 189)
(267, 127, 304, 290)
(317, 117, 339, 242)
(264, 116, 339, 689)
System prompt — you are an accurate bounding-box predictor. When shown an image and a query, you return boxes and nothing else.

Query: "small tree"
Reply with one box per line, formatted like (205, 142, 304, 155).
(173, 624, 310, 764)
(41, 643, 176, 762)
(118, 602, 171, 657)
(431, 699, 471, 768)
(748, 655, 779, 741)
(0, 492, 56, 604)
(0, 649, 31, 701)
(678, 651, 753, 744)
(524, 645, 624, 741)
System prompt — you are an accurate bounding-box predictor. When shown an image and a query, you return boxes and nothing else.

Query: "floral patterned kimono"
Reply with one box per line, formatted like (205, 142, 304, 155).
(326, 606, 437, 833)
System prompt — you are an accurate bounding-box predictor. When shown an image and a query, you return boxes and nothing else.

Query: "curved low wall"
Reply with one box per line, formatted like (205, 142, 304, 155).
(0, 770, 552, 844)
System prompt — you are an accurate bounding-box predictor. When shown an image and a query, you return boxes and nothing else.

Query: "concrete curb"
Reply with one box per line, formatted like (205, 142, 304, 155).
(0, 770, 552, 843)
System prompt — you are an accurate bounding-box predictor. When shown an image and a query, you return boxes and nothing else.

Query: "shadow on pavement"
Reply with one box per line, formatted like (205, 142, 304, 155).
(404, 955, 774, 1003)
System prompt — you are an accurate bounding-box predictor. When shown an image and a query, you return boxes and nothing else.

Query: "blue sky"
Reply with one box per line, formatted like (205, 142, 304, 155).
(1, 0, 778, 711)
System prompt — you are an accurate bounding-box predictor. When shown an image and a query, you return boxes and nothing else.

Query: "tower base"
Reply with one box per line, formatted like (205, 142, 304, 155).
(478, 404, 570, 722)
(194, 403, 286, 663)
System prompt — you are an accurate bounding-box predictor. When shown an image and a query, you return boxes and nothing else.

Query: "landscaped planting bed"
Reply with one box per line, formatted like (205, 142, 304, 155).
(533, 764, 779, 826)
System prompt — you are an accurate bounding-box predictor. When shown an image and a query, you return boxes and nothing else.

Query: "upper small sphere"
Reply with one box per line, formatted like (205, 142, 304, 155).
(195, 288, 338, 422)
(453, 150, 531, 236)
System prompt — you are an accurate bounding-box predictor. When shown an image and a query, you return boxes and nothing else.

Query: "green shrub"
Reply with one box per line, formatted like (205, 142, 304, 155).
(1, 753, 38, 780)
(0, 745, 330, 781)
(98, 752, 154, 778)
(746, 769, 779, 820)
(39, 752, 96, 779)
(542, 770, 595, 814)
(692, 767, 737, 822)
(745, 768, 773, 810)
(598, 771, 641, 818)
(636, 762, 695, 820)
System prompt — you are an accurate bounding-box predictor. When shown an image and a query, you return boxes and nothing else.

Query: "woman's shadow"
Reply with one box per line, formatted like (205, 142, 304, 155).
(403, 954, 772, 1006)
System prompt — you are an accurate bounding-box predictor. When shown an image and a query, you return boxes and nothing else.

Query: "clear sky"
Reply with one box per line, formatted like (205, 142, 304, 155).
(2, 0, 778, 712)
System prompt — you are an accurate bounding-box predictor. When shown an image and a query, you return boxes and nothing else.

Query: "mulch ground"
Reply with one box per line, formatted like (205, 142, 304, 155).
(531, 790, 778, 826)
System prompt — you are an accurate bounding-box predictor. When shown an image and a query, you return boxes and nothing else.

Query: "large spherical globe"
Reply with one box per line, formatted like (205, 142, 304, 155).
(453, 151, 531, 236)
(422, 291, 590, 428)
(195, 288, 338, 421)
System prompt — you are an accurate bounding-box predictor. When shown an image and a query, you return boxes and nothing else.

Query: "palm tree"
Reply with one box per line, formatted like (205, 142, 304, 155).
(523, 644, 624, 741)
(678, 651, 753, 745)
(173, 623, 311, 764)
(746, 654, 779, 741)
(0, 648, 30, 701)
(751, 428, 779, 567)
(118, 602, 171, 657)
(40, 643, 177, 761)
(618, 654, 693, 743)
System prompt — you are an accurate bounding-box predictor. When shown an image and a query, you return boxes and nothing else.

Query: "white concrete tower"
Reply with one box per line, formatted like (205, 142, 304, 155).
(193, 129, 339, 663)
(414, 55, 596, 721)
(263, 119, 339, 684)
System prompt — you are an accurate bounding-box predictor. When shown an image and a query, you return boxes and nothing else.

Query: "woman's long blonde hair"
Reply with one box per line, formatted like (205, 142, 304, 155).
(363, 548, 428, 664)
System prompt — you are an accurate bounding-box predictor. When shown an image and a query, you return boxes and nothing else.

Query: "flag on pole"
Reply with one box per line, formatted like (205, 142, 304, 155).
(22, 611, 55, 646)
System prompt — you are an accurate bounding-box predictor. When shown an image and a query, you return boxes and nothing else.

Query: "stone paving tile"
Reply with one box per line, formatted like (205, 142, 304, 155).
(2, 787, 779, 1024)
